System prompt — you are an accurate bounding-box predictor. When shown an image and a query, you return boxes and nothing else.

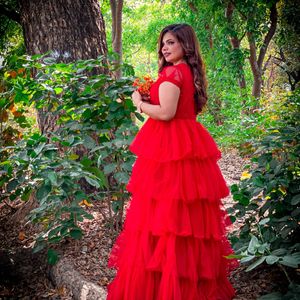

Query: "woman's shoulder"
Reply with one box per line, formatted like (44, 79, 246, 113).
(162, 63, 191, 77)
(160, 64, 185, 81)
(158, 64, 192, 88)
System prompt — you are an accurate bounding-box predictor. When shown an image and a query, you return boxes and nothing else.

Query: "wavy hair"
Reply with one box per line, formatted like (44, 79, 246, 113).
(158, 24, 208, 113)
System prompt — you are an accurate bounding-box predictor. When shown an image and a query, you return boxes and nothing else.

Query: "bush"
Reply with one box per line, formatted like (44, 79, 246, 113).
(229, 89, 300, 298)
(0, 54, 140, 263)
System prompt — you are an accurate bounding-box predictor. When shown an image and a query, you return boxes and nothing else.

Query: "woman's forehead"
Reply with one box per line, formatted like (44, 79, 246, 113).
(162, 32, 177, 42)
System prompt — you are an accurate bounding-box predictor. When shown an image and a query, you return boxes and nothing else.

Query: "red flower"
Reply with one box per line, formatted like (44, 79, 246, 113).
(133, 75, 154, 95)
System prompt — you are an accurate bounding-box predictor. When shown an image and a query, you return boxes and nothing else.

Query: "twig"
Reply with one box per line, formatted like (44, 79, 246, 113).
(3, 200, 18, 211)
(278, 264, 293, 284)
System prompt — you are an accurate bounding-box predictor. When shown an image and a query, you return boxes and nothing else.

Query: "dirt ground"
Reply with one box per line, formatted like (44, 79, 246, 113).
(0, 149, 291, 299)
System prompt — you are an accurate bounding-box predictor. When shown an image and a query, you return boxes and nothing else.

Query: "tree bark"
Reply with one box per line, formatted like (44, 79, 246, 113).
(247, 3, 277, 98)
(110, 0, 123, 78)
(247, 31, 262, 98)
(19, 0, 108, 134)
(19, 0, 107, 61)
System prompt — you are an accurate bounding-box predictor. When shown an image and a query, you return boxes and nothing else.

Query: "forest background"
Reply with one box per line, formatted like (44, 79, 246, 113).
(0, 0, 299, 299)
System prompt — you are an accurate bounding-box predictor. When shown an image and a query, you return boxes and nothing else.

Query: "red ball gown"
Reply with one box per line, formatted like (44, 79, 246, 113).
(107, 63, 237, 300)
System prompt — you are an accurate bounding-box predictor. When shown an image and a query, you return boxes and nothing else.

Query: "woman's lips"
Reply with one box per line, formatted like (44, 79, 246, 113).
(164, 53, 171, 58)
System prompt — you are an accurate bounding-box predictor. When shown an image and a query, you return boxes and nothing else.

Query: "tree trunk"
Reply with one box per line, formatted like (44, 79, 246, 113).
(110, 0, 123, 78)
(247, 31, 262, 98)
(230, 36, 247, 96)
(247, 3, 278, 99)
(19, 0, 108, 134)
(225, 2, 247, 97)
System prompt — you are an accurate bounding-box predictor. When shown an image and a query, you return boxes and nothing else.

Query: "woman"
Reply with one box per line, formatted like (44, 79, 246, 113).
(107, 24, 237, 300)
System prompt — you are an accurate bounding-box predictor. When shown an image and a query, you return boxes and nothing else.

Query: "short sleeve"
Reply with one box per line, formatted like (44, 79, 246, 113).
(160, 66, 183, 88)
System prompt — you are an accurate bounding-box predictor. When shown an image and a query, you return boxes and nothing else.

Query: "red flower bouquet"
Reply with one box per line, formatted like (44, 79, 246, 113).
(133, 75, 154, 96)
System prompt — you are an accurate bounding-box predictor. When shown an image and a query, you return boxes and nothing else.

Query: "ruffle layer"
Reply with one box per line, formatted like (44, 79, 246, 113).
(123, 192, 229, 239)
(127, 156, 229, 204)
(108, 229, 236, 300)
(129, 118, 221, 162)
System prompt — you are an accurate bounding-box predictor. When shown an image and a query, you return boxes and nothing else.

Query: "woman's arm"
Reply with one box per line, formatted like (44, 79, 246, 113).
(132, 81, 180, 121)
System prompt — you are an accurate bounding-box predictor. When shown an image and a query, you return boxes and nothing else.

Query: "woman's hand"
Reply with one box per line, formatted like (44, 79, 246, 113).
(141, 94, 150, 102)
(131, 90, 142, 108)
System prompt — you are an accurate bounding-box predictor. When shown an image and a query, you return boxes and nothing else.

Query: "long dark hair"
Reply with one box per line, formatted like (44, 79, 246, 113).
(158, 24, 208, 113)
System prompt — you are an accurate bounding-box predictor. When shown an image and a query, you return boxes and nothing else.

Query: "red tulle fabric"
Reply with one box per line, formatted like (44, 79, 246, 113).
(107, 63, 238, 300)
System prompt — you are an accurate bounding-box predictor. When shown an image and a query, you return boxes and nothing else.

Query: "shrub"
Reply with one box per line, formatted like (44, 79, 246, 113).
(229, 89, 300, 298)
(0, 54, 140, 263)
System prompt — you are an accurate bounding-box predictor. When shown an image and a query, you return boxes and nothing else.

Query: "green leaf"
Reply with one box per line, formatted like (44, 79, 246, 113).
(114, 172, 129, 184)
(230, 216, 236, 223)
(291, 194, 300, 205)
(80, 157, 93, 168)
(47, 248, 59, 265)
(7, 179, 19, 192)
(33, 241, 46, 253)
(70, 228, 83, 240)
(291, 252, 300, 263)
(48, 236, 62, 244)
(34, 142, 46, 155)
(87, 167, 108, 188)
(36, 183, 52, 200)
(54, 87, 63, 94)
(84, 176, 100, 188)
(258, 292, 282, 300)
(104, 163, 117, 174)
(83, 135, 96, 149)
(280, 255, 299, 268)
(47, 172, 58, 186)
(240, 255, 255, 263)
(21, 187, 32, 202)
(272, 248, 287, 256)
(134, 111, 144, 122)
(74, 190, 87, 201)
(48, 226, 62, 239)
(246, 256, 266, 272)
(259, 218, 270, 226)
(258, 243, 270, 254)
(121, 161, 133, 172)
(266, 255, 279, 265)
(247, 235, 260, 255)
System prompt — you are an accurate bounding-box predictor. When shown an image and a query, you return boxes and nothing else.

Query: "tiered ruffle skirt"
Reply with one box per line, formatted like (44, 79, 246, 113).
(107, 118, 237, 300)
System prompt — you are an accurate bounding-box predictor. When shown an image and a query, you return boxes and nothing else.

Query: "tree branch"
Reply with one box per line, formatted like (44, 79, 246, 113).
(262, 54, 272, 73)
(257, 3, 278, 69)
(238, 31, 247, 43)
(188, 2, 198, 13)
(0, 4, 20, 23)
(272, 56, 284, 62)
(229, 0, 247, 21)
(225, 2, 234, 21)
(110, 0, 117, 42)
(272, 60, 286, 71)
(247, 31, 259, 75)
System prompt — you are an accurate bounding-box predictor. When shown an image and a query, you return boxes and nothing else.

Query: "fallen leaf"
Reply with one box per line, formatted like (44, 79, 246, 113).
(18, 231, 26, 241)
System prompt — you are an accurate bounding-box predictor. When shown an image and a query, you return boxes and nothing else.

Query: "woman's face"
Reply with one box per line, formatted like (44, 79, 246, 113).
(161, 32, 185, 65)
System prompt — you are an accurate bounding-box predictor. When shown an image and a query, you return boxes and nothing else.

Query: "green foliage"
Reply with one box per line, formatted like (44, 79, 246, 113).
(103, 0, 180, 77)
(274, 0, 300, 91)
(258, 283, 300, 300)
(0, 54, 140, 261)
(0, 0, 22, 54)
(200, 93, 279, 148)
(229, 89, 300, 296)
